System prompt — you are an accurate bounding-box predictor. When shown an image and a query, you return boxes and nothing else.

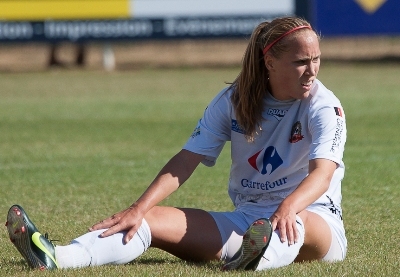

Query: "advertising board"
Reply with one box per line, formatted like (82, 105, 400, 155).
(0, 0, 295, 42)
(313, 0, 400, 36)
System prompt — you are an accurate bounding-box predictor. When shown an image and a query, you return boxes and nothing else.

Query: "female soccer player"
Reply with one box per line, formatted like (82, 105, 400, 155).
(7, 16, 347, 271)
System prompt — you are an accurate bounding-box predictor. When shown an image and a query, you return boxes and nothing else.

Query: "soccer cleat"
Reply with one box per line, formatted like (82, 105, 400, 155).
(6, 205, 58, 270)
(222, 218, 272, 271)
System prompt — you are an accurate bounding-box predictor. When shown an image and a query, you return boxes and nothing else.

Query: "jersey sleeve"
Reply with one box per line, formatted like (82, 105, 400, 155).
(183, 88, 232, 167)
(308, 103, 347, 165)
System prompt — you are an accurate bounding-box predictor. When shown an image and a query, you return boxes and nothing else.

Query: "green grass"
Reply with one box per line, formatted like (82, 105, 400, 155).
(0, 63, 399, 276)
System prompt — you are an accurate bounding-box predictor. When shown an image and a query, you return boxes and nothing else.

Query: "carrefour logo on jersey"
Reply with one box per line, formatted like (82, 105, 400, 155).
(248, 146, 283, 175)
(241, 176, 288, 191)
(243, 146, 287, 191)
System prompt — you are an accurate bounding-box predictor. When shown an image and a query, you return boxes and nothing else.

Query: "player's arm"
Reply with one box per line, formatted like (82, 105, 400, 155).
(270, 158, 337, 244)
(90, 149, 204, 243)
(129, 149, 204, 216)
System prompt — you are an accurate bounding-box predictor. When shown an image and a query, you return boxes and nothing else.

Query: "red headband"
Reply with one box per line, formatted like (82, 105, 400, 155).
(262, 25, 312, 55)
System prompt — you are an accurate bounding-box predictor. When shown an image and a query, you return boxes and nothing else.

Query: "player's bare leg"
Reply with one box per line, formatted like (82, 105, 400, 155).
(145, 206, 223, 261)
(295, 210, 332, 262)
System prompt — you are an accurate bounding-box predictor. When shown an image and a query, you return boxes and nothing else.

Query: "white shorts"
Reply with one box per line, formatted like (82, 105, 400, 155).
(209, 205, 346, 263)
(209, 209, 303, 262)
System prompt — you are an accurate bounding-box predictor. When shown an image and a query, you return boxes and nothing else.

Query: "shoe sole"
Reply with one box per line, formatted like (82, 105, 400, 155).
(6, 205, 47, 270)
(222, 218, 273, 271)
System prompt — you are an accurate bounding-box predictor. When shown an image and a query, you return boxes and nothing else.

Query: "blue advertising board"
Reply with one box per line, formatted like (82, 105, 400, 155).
(313, 0, 400, 36)
(0, 16, 276, 42)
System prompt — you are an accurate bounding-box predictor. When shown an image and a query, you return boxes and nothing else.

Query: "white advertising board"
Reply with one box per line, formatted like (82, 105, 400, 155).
(132, 0, 294, 17)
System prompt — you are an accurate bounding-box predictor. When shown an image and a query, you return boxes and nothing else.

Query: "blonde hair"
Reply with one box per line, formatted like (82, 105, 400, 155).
(230, 17, 317, 141)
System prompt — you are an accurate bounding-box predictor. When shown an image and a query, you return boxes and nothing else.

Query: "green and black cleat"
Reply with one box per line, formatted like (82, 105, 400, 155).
(6, 204, 58, 270)
(222, 218, 273, 271)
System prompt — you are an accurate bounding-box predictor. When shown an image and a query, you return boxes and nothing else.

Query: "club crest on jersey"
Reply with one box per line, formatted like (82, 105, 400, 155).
(248, 146, 283, 175)
(289, 121, 304, 143)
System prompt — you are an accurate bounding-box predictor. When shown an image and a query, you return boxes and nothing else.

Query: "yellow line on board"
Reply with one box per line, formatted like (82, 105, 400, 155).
(0, 1, 130, 20)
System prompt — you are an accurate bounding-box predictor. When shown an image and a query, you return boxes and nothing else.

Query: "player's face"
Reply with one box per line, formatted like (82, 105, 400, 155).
(265, 30, 321, 101)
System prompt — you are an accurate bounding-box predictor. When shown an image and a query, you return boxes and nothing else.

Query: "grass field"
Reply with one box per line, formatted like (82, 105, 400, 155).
(0, 62, 399, 276)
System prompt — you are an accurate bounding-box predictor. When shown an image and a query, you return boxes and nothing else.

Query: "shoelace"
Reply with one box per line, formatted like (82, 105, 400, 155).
(44, 233, 59, 245)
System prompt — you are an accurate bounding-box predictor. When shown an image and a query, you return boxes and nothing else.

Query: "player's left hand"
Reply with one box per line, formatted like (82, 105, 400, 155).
(270, 203, 299, 245)
(89, 204, 145, 244)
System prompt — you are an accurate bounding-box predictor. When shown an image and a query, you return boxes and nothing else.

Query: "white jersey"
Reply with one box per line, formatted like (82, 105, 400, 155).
(183, 79, 346, 219)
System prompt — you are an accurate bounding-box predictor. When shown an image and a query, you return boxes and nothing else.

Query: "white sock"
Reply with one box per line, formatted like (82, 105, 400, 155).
(55, 242, 92, 268)
(55, 218, 151, 268)
(256, 217, 305, 270)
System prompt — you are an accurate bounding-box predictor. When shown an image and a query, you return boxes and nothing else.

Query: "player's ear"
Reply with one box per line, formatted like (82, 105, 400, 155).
(264, 54, 275, 71)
